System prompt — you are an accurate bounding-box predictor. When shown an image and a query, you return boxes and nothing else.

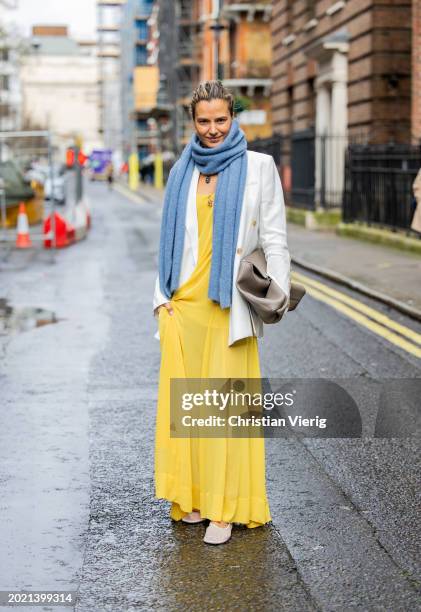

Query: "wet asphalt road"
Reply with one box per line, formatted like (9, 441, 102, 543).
(0, 182, 420, 611)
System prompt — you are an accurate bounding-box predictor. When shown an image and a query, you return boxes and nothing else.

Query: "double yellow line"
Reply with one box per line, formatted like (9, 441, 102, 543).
(291, 271, 421, 360)
(114, 183, 146, 205)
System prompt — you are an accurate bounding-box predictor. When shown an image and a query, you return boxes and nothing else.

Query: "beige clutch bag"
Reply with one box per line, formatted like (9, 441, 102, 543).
(236, 248, 306, 324)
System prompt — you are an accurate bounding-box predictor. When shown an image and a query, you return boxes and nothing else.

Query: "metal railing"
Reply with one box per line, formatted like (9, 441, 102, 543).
(343, 143, 421, 231)
(247, 130, 421, 232)
(247, 134, 282, 167)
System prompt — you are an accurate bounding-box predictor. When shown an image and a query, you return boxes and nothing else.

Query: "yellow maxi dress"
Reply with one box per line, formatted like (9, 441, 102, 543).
(155, 192, 272, 528)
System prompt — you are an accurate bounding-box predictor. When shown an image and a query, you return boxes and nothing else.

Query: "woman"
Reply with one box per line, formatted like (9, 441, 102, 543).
(153, 81, 291, 545)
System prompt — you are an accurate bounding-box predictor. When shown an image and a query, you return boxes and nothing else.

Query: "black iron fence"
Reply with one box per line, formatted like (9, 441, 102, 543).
(343, 143, 421, 231)
(291, 129, 315, 210)
(247, 134, 282, 167)
(249, 130, 421, 231)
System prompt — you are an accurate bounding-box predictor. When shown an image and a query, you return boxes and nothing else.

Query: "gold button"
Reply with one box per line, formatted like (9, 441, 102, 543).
(251, 219, 257, 226)
(237, 247, 243, 255)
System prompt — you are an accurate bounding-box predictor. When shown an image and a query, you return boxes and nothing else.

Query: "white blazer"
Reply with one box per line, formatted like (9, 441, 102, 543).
(153, 149, 291, 346)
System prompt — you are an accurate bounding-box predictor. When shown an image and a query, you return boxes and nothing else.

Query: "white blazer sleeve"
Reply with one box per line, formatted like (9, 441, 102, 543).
(153, 274, 170, 317)
(258, 155, 291, 305)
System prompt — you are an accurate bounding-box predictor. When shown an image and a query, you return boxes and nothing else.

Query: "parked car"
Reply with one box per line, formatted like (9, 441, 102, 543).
(26, 163, 68, 205)
(44, 173, 67, 204)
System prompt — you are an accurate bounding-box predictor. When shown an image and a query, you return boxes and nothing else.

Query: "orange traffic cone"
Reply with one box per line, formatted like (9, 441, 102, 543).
(15, 202, 32, 248)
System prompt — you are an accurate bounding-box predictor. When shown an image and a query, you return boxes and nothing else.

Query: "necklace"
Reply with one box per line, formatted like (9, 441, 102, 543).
(205, 175, 211, 184)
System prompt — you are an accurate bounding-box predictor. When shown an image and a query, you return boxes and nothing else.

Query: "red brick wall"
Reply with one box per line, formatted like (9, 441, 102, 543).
(271, 0, 412, 145)
(412, 0, 421, 143)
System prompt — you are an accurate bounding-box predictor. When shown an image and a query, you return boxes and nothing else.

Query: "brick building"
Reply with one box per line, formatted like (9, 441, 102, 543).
(219, 0, 273, 141)
(412, 0, 421, 144)
(173, 0, 274, 145)
(271, 0, 413, 208)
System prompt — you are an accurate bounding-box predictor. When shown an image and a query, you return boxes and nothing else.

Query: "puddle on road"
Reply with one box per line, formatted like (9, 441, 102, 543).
(0, 298, 63, 336)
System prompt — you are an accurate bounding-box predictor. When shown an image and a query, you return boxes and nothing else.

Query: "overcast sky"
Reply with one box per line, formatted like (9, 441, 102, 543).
(6, 0, 97, 40)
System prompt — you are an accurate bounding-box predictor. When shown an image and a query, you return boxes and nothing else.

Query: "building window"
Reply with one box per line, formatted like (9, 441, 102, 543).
(137, 0, 153, 15)
(0, 75, 9, 90)
(138, 145, 149, 160)
(135, 44, 148, 65)
(307, 77, 315, 127)
(286, 0, 294, 29)
(307, 0, 316, 18)
(135, 19, 148, 41)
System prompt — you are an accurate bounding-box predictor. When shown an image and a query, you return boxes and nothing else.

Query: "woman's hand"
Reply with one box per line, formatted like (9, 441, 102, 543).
(154, 302, 174, 317)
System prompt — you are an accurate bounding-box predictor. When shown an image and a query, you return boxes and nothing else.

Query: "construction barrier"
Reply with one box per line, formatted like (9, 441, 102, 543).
(43, 212, 75, 249)
(15, 202, 33, 249)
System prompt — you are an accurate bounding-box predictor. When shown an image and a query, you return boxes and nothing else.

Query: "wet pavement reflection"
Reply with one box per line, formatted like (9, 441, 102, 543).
(0, 297, 62, 336)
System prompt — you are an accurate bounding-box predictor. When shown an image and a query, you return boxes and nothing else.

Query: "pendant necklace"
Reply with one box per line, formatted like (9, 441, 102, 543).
(204, 174, 215, 206)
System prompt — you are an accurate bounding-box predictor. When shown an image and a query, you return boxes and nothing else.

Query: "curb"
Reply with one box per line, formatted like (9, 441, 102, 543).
(286, 207, 421, 254)
(336, 223, 421, 256)
(115, 181, 163, 206)
(292, 255, 421, 323)
(286, 206, 341, 230)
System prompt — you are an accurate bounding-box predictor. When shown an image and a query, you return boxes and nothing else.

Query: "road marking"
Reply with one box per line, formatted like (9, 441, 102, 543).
(114, 183, 146, 205)
(292, 271, 421, 359)
(292, 271, 421, 346)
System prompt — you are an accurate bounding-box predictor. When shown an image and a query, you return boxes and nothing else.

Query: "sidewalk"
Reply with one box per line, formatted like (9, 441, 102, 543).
(288, 224, 421, 318)
(128, 180, 421, 319)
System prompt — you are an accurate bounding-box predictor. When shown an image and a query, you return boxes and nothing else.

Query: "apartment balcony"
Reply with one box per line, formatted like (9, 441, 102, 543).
(222, 1, 272, 22)
(97, 48, 121, 58)
(222, 78, 272, 96)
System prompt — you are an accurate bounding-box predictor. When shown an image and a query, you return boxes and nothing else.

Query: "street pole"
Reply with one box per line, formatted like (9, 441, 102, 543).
(47, 130, 57, 253)
(74, 146, 83, 203)
(154, 118, 164, 190)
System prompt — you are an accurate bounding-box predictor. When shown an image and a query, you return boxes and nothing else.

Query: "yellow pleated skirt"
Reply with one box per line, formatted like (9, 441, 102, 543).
(154, 192, 271, 528)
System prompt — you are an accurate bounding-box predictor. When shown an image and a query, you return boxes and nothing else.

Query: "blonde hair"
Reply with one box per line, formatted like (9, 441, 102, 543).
(190, 80, 234, 119)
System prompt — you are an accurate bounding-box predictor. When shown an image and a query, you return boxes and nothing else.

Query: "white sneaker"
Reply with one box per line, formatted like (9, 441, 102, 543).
(203, 522, 232, 545)
(181, 511, 205, 524)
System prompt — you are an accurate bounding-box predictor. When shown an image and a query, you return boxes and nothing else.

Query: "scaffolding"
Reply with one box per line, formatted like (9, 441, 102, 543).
(175, 0, 202, 147)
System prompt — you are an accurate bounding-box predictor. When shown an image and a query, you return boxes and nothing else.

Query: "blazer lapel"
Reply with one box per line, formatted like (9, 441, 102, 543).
(185, 165, 200, 266)
(184, 156, 256, 269)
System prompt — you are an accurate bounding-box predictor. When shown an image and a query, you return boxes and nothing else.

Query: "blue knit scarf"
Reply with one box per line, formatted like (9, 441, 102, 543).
(158, 118, 248, 308)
